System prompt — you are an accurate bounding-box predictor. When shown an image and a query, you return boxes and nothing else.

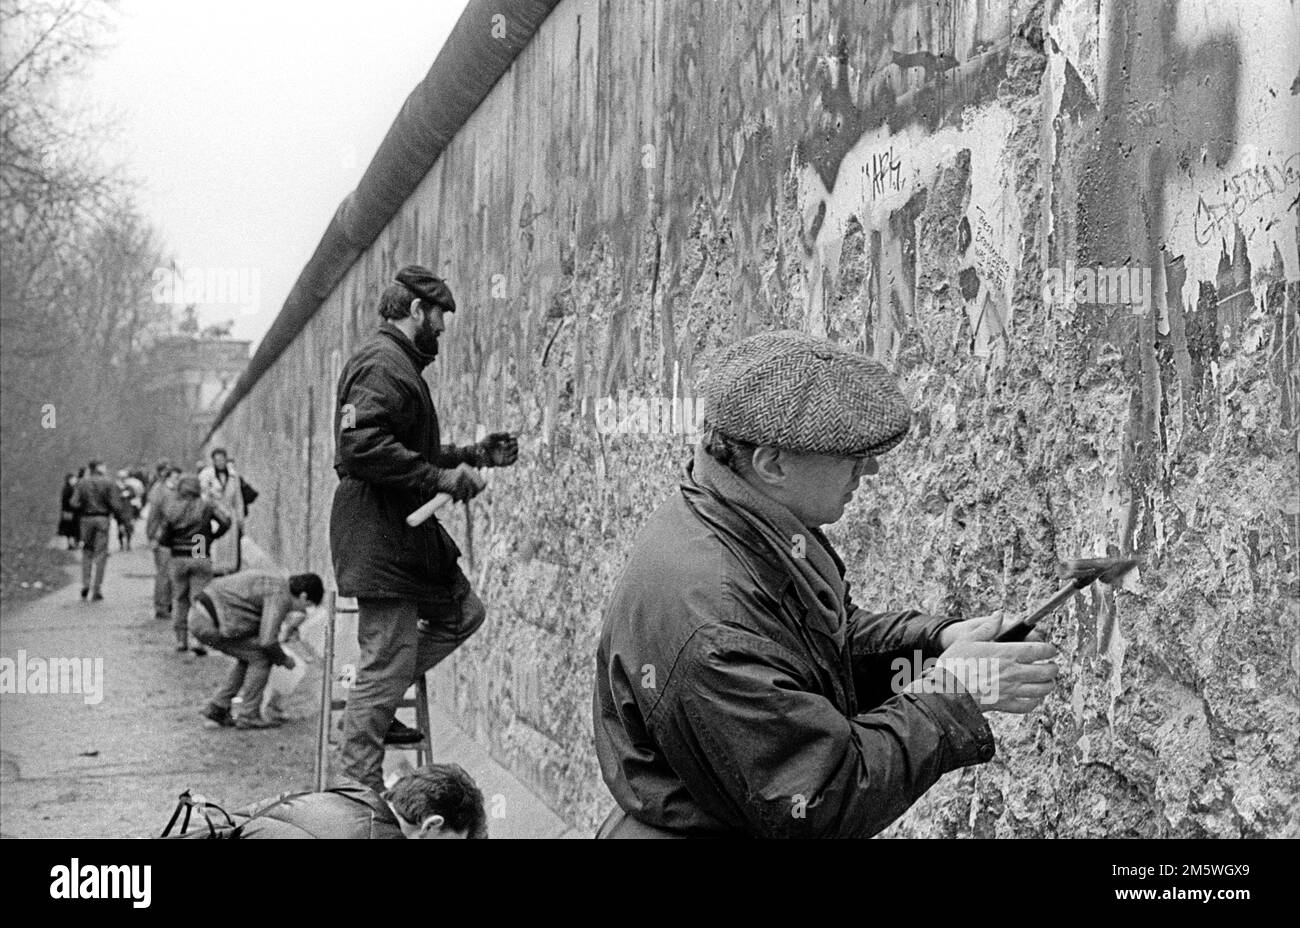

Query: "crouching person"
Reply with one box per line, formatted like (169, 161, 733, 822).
(190, 570, 325, 729)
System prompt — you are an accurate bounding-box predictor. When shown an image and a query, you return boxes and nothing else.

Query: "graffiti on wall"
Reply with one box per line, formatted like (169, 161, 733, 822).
(790, 1, 1022, 362)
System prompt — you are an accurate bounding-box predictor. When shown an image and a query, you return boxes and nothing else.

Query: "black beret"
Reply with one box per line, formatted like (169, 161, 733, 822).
(395, 265, 456, 312)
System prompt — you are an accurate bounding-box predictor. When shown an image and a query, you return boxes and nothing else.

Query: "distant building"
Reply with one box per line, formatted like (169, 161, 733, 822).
(140, 335, 250, 465)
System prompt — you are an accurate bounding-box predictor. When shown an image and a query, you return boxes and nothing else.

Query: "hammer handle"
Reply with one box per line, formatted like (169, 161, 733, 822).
(995, 579, 1084, 642)
(406, 493, 452, 527)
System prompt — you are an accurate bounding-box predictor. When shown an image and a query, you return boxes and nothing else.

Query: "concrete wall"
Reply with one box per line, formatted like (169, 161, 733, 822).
(213, 0, 1300, 836)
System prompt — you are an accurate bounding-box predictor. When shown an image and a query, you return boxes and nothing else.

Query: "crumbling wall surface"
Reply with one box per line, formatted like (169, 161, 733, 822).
(214, 0, 1299, 836)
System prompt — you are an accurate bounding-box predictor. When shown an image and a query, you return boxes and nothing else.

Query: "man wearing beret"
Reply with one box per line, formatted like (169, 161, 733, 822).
(593, 329, 1059, 837)
(331, 265, 518, 792)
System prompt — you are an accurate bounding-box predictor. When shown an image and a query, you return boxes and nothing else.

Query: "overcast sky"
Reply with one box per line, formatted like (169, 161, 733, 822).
(81, 0, 467, 349)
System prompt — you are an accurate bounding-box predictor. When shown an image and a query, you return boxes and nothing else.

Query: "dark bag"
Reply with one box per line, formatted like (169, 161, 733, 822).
(160, 790, 241, 839)
(239, 476, 259, 508)
(160, 785, 399, 839)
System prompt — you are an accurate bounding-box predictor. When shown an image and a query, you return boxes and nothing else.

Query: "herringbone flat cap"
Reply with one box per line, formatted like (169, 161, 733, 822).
(703, 330, 912, 456)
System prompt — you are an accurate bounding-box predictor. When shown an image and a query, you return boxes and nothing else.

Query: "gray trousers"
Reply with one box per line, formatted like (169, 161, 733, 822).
(153, 546, 172, 619)
(340, 571, 486, 792)
(79, 516, 110, 594)
(168, 555, 213, 648)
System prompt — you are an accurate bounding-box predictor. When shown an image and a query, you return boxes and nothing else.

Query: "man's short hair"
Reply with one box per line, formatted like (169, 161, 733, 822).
(210, 447, 227, 458)
(701, 425, 756, 474)
(377, 282, 418, 321)
(288, 573, 324, 606)
(384, 763, 487, 838)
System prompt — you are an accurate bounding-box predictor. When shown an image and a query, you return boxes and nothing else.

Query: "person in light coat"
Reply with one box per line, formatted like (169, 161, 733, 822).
(199, 447, 245, 575)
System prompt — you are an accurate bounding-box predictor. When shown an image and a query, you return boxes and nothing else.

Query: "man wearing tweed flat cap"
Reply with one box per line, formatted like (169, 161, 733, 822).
(594, 329, 1059, 838)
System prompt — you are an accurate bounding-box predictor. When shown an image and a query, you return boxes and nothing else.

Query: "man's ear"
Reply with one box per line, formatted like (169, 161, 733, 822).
(420, 814, 446, 836)
(749, 446, 787, 487)
(408, 298, 423, 319)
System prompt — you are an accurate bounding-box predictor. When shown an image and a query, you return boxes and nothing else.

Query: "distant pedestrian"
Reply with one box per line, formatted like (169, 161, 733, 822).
(115, 470, 142, 550)
(57, 474, 80, 549)
(146, 463, 180, 621)
(70, 461, 133, 601)
(124, 471, 145, 511)
(189, 570, 324, 729)
(199, 448, 245, 575)
(157, 474, 231, 653)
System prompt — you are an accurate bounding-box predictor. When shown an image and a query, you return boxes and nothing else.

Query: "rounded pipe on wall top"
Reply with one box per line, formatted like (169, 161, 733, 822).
(207, 0, 563, 440)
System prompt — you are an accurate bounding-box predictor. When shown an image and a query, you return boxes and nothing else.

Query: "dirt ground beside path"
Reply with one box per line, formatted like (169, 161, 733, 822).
(0, 543, 320, 838)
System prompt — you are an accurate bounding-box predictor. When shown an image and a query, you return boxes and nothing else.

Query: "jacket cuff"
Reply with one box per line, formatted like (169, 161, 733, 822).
(419, 463, 451, 499)
(439, 444, 486, 469)
(850, 609, 958, 658)
(903, 669, 995, 766)
(915, 614, 964, 658)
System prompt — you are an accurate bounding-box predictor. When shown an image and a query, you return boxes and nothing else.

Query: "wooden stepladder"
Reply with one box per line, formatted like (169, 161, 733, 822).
(314, 591, 433, 791)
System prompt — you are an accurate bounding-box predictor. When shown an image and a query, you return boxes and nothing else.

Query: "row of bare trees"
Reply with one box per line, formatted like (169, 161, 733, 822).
(1, 0, 181, 546)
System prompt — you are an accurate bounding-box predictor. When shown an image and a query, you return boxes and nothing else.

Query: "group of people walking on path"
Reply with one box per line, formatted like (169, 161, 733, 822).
(61, 450, 252, 613)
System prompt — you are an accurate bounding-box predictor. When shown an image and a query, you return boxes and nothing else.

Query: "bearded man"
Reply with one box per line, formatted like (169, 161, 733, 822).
(330, 265, 518, 792)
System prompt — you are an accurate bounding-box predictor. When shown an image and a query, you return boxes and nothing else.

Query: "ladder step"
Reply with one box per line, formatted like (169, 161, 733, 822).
(325, 737, 428, 749)
(329, 698, 423, 712)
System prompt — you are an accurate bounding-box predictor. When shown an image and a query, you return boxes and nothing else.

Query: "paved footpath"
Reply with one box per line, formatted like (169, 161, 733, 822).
(1, 539, 577, 838)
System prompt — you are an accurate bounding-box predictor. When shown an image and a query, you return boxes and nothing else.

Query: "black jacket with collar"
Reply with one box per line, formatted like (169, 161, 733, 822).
(329, 324, 475, 600)
(593, 454, 995, 838)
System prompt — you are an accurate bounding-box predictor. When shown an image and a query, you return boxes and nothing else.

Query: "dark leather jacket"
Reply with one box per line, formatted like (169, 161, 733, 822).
(593, 451, 995, 838)
(71, 474, 132, 521)
(157, 476, 231, 556)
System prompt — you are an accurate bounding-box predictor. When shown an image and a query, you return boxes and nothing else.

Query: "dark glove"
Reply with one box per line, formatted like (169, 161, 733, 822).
(431, 464, 485, 502)
(468, 432, 518, 468)
(265, 643, 294, 669)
